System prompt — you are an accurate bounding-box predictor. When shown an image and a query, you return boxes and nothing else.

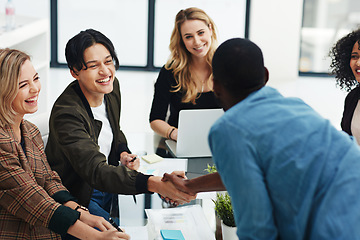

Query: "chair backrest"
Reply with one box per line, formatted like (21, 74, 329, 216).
(25, 112, 49, 147)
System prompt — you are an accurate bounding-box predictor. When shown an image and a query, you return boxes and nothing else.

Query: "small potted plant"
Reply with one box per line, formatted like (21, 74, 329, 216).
(206, 165, 238, 240)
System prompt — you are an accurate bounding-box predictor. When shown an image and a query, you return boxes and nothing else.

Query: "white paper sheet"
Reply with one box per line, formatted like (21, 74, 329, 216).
(145, 205, 215, 240)
(138, 158, 188, 177)
(119, 226, 148, 240)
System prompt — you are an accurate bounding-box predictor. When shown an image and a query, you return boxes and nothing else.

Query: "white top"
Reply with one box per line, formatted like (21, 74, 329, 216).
(91, 99, 113, 162)
(351, 99, 360, 145)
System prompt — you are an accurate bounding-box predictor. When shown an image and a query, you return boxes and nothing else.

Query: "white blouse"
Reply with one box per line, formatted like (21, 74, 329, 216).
(351, 99, 360, 145)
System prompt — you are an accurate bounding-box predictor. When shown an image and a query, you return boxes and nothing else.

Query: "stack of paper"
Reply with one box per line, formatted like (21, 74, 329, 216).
(142, 154, 164, 164)
(145, 205, 215, 240)
(138, 157, 188, 177)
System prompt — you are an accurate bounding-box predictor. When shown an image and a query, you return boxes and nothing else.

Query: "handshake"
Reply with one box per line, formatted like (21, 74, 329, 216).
(153, 171, 225, 206)
(121, 153, 220, 205)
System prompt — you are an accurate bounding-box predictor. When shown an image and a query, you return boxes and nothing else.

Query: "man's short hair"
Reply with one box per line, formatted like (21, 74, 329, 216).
(65, 29, 119, 72)
(212, 38, 265, 96)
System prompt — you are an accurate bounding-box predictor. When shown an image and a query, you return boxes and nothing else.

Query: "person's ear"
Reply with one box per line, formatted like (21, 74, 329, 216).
(208, 23, 213, 35)
(264, 67, 269, 85)
(212, 77, 222, 98)
(70, 69, 80, 80)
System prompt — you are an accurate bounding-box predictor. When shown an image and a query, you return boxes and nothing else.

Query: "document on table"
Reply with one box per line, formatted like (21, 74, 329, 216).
(145, 205, 215, 240)
(119, 226, 148, 240)
(138, 158, 188, 177)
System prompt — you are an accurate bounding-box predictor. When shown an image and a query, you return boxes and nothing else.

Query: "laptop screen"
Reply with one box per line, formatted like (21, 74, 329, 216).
(169, 109, 224, 158)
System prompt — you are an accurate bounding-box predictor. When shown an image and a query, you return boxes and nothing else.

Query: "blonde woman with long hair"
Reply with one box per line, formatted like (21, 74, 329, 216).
(149, 7, 221, 141)
(0, 48, 130, 239)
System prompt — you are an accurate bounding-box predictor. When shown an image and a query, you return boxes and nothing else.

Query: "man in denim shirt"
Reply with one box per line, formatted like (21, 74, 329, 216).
(163, 38, 360, 239)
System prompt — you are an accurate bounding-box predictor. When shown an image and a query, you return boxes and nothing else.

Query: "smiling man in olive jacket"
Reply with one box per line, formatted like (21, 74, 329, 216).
(45, 29, 194, 225)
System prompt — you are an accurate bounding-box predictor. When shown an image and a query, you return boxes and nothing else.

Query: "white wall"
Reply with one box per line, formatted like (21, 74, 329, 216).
(0, 0, 304, 85)
(249, 0, 304, 84)
(0, 0, 49, 18)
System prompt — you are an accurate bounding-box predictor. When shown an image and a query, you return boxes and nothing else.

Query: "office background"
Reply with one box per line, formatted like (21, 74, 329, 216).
(0, 0, 358, 227)
(0, 0, 354, 164)
(4, 0, 357, 77)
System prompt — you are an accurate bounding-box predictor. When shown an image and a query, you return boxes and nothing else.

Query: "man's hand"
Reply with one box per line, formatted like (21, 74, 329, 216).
(163, 172, 226, 195)
(120, 152, 140, 170)
(147, 176, 196, 205)
(161, 171, 197, 196)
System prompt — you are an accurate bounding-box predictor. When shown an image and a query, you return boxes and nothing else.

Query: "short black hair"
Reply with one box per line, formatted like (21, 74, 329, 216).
(212, 38, 265, 96)
(65, 29, 119, 72)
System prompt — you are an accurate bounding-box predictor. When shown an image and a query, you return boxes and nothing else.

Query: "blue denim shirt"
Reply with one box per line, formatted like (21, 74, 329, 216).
(209, 86, 360, 240)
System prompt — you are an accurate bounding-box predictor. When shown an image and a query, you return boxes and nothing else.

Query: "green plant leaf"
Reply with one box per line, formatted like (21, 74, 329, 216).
(213, 192, 236, 227)
(204, 164, 217, 174)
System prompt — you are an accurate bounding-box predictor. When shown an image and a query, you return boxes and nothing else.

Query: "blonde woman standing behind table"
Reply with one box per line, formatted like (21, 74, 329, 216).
(149, 7, 221, 141)
(0, 48, 129, 239)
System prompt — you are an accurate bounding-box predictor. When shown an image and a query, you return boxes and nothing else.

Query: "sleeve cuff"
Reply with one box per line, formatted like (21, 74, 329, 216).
(135, 173, 153, 194)
(48, 205, 80, 236)
(118, 143, 131, 154)
(52, 190, 77, 204)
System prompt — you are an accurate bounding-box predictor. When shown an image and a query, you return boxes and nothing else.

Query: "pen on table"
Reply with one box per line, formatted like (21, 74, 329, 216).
(109, 218, 123, 232)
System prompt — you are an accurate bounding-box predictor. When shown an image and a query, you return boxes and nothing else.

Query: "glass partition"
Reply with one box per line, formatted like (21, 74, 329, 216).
(300, 0, 360, 74)
(154, 0, 247, 67)
(3, 0, 49, 18)
(57, 0, 148, 67)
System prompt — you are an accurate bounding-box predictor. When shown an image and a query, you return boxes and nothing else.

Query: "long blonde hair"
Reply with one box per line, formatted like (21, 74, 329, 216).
(165, 7, 218, 104)
(0, 49, 30, 127)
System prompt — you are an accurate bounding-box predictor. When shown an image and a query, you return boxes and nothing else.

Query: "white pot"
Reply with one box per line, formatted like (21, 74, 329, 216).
(221, 221, 238, 240)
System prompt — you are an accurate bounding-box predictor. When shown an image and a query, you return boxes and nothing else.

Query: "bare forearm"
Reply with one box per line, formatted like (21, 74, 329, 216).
(185, 173, 226, 193)
(63, 201, 78, 210)
(150, 120, 173, 138)
(67, 220, 101, 240)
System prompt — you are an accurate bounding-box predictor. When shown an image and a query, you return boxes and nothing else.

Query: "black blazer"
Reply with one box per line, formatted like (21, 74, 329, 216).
(341, 86, 360, 135)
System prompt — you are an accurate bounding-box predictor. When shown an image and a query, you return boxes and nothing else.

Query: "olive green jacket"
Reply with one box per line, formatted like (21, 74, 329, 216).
(45, 78, 151, 207)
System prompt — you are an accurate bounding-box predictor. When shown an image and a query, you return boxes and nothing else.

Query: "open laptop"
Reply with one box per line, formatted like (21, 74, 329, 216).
(165, 109, 224, 158)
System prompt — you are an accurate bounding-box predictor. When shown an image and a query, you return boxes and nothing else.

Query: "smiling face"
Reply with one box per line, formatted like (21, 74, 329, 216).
(180, 19, 212, 60)
(71, 43, 115, 107)
(350, 41, 360, 83)
(12, 59, 41, 120)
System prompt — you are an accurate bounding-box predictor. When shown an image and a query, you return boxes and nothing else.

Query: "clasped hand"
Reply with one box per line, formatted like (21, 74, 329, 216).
(148, 172, 196, 206)
(161, 171, 197, 196)
(160, 171, 197, 205)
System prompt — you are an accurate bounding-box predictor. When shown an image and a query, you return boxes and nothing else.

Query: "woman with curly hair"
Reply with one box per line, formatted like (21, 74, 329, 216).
(330, 28, 360, 143)
(149, 7, 221, 141)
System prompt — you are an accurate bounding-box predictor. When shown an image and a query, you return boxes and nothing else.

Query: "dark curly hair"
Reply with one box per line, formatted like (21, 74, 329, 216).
(330, 28, 360, 92)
